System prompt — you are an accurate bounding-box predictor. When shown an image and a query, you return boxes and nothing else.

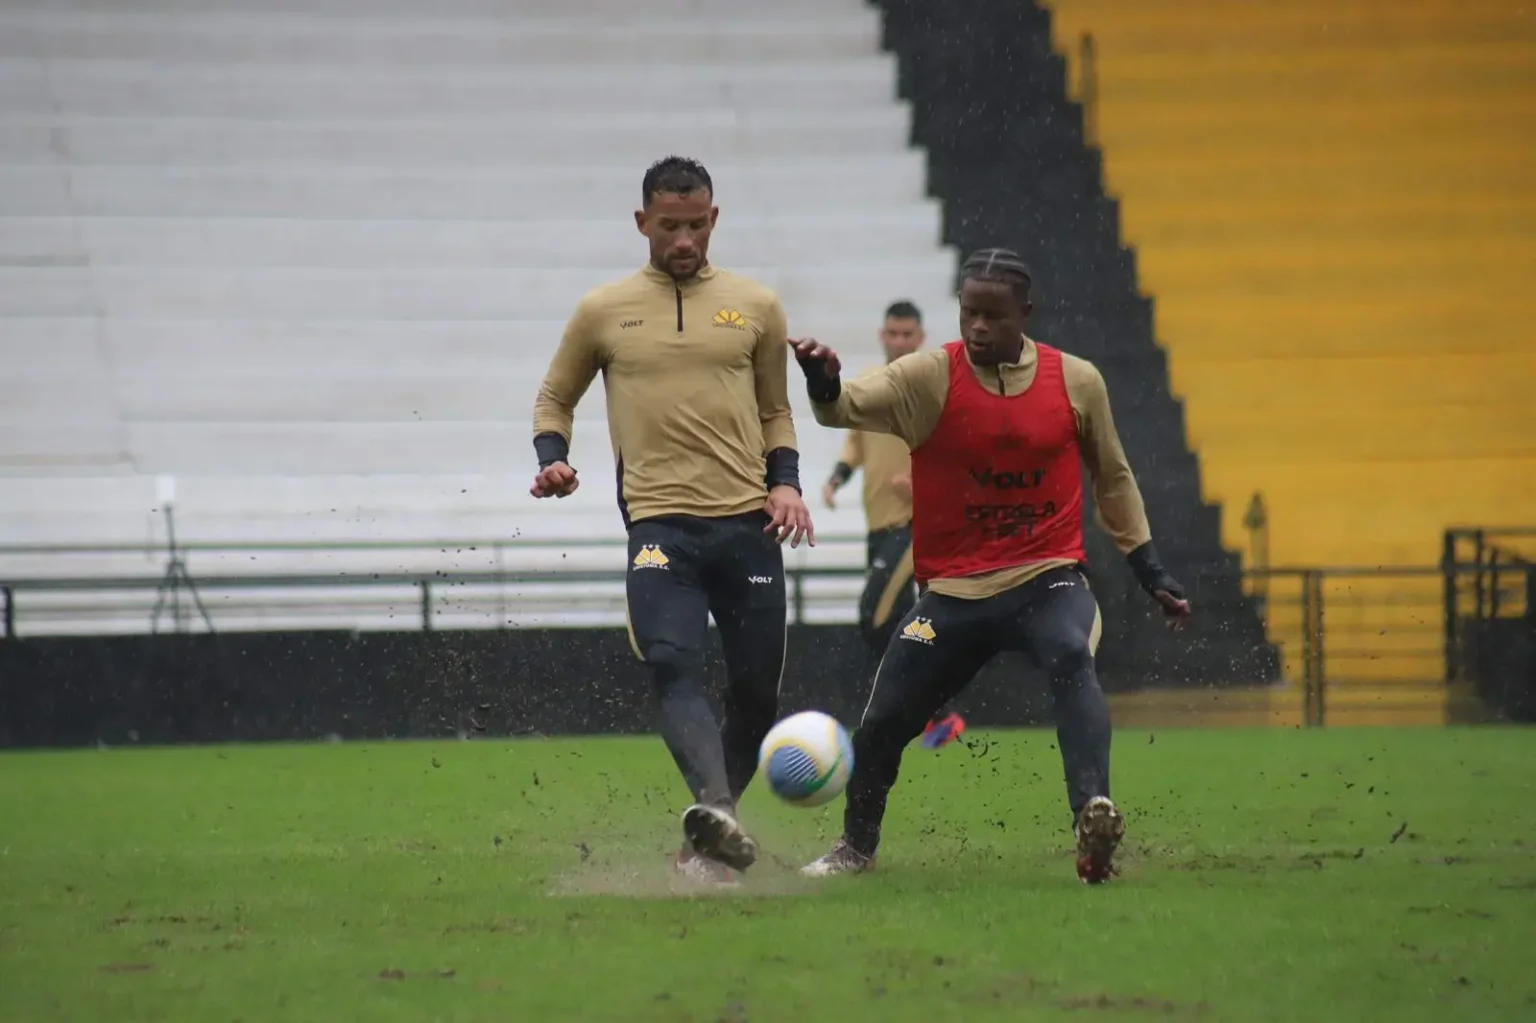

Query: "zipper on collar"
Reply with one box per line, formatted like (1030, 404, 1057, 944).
(675, 284, 683, 333)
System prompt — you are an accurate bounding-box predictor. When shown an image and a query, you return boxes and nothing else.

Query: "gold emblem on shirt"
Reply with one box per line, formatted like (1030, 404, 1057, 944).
(712, 308, 748, 330)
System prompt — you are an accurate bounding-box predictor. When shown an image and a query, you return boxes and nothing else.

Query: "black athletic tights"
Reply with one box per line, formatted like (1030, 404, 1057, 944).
(843, 566, 1111, 856)
(625, 511, 786, 810)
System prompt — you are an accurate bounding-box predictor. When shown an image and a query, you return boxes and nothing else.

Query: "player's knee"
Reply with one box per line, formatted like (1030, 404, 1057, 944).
(1041, 630, 1095, 684)
(642, 639, 703, 687)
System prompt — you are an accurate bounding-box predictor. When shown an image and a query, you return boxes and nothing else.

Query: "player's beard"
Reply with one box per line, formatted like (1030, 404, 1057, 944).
(664, 250, 702, 280)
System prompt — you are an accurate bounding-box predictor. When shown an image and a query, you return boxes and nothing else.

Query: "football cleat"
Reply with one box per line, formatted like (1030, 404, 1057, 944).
(800, 838, 876, 878)
(921, 712, 966, 750)
(1074, 796, 1126, 885)
(673, 845, 739, 886)
(682, 803, 758, 872)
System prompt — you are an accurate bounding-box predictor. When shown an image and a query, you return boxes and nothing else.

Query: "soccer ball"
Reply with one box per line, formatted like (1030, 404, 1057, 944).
(758, 710, 854, 807)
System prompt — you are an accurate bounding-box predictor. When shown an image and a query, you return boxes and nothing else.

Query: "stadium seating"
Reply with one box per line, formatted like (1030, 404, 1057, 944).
(870, 0, 1281, 687)
(1042, 0, 1536, 695)
(0, 0, 960, 632)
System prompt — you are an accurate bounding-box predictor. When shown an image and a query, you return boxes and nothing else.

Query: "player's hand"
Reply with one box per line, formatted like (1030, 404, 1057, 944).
(765, 485, 815, 548)
(821, 479, 839, 509)
(1153, 588, 1192, 631)
(890, 473, 913, 501)
(530, 461, 579, 499)
(788, 337, 842, 379)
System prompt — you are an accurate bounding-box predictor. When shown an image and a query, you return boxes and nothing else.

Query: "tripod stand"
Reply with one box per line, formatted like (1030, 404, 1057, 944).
(150, 500, 214, 634)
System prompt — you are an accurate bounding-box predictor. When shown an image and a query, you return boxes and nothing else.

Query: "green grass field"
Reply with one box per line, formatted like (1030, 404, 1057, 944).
(2, 728, 1533, 1022)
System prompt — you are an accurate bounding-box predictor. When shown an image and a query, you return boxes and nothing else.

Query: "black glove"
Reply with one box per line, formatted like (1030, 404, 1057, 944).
(793, 348, 842, 404)
(1126, 541, 1185, 601)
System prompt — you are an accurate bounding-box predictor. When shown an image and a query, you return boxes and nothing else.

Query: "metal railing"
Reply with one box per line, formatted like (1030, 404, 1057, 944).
(0, 535, 1464, 708)
(1244, 565, 1449, 726)
(0, 534, 875, 639)
(1443, 527, 1536, 687)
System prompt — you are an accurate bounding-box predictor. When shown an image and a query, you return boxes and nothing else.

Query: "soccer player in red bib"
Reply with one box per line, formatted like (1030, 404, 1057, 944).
(788, 248, 1191, 884)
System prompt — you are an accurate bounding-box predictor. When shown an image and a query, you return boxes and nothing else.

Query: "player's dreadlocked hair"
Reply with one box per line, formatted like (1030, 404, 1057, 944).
(960, 247, 1033, 304)
(642, 156, 713, 207)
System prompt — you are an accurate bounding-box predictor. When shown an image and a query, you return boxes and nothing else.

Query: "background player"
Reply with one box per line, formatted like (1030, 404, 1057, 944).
(789, 248, 1191, 884)
(822, 301, 965, 749)
(822, 300, 924, 653)
(530, 156, 814, 883)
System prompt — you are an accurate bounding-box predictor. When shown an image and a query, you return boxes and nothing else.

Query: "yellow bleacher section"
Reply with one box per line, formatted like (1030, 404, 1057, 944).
(1041, 0, 1536, 708)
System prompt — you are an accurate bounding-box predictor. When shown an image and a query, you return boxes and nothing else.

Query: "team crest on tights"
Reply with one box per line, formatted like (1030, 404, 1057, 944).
(712, 308, 748, 330)
(900, 618, 937, 645)
(632, 545, 670, 570)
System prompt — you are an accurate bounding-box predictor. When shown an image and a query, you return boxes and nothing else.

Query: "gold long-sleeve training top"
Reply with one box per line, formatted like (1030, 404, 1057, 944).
(533, 264, 798, 523)
(835, 365, 915, 533)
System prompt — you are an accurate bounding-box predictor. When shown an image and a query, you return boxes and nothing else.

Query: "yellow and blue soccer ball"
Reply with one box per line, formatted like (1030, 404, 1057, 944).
(758, 710, 854, 807)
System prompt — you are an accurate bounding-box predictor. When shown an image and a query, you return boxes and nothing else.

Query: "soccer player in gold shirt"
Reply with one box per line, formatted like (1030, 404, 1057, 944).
(530, 157, 814, 883)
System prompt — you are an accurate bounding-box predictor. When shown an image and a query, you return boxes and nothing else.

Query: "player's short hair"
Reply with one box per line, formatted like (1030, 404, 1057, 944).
(642, 156, 713, 207)
(960, 248, 1033, 304)
(884, 300, 923, 323)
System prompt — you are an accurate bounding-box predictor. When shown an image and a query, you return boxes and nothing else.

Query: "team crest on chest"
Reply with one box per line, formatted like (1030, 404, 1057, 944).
(712, 308, 749, 330)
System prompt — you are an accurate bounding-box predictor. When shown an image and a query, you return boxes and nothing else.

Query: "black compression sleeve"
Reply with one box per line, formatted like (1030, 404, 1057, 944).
(765, 447, 801, 494)
(830, 461, 854, 486)
(533, 432, 570, 469)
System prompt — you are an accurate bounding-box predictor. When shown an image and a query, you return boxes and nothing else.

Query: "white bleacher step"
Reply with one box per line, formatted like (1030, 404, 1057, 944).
(0, 160, 930, 218)
(0, 475, 874, 535)
(0, 506, 871, 554)
(99, 372, 606, 421)
(1, 215, 945, 269)
(92, 373, 901, 424)
(114, 420, 621, 475)
(0, 58, 901, 118)
(1, 0, 863, 22)
(0, 421, 129, 469)
(0, 532, 870, 578)
(0, 104, 911, 160)
(0, 473, 555, 513)
(0, 13, 884, 65)
(117, 423, 860, 480)
(0, 318, 913, 372)
(0, 109, 913, 167)
(7, 574, 868, 638)
(0, 266, 959, 320)
(0, 374, 118, 418)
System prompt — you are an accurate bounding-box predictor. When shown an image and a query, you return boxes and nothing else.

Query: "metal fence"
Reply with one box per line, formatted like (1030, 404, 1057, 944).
(1443, 528, 1535, 720)
(0, 534, 877, 639)
(6, 525, 1533, 719)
